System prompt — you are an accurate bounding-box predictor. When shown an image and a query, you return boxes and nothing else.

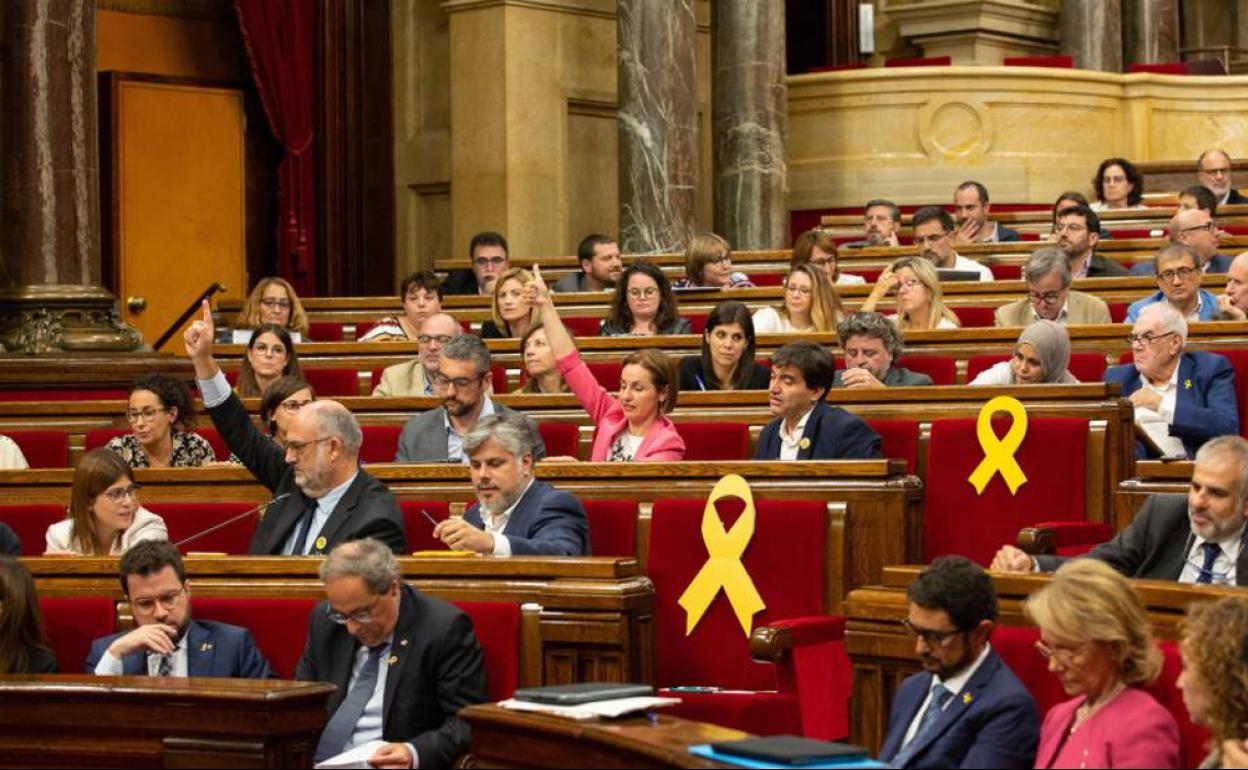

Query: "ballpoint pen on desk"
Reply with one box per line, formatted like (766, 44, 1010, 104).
(419, 509, 440, 529)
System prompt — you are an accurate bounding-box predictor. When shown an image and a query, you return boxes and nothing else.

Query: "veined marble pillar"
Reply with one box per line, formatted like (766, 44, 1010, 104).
(712, 1, 788, 251)
(1061, 0, 1124, 72)
(618, 0, 698, 254)
(1124, 0, 1181, 67)
(0, 0, 140, 352)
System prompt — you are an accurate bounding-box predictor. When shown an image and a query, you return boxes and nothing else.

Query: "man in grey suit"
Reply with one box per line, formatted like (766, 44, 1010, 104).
(994, 248, 1111, 327)
(395, 335, 546, 463)
(991, 436, 1248, 586)
(833, 312, 934, 388)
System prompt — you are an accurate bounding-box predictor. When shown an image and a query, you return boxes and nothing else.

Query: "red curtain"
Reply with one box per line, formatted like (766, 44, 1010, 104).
(234, 0, 316, 296)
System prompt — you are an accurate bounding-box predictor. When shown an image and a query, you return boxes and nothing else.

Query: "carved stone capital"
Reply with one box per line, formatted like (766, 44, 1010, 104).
(885, 0, 1060, 63)
(0, 285, 145, 355)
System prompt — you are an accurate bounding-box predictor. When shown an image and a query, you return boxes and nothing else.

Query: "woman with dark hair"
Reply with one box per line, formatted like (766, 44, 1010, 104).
(237, 324, 303, 398)
(44, 448, 167, 556)
(0, 557, 57, 673)
(678, 301, 770, 392)
(791, 229, 865, 286)
(227, 376, 315, 465)
(1092, 157, 1147, 211)
(359, 270, 444, 342)
(107, 373, 214, 468)
(600, 261, 693, 337)
(516, 324, 569, 395)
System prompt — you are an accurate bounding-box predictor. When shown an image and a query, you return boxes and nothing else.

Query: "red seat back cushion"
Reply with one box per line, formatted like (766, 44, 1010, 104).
(6, 431, 69, 469)
(1109, 303, 1129, 323)
(688, 315, 709, 335)
(400, 501, 451, 553)
(676, 423, 750, 461)
(192, 598, 318, 679)
(586, 362, 623, 390)
(648, 498, 826, 690)
(304, 368, 359, 397)
(361, 425, 403, 464)
(145, 502, 259, 555)
(967, 355, 1009, 383)
(924, 418, 1089, 565)
(39, 596, 116, 673)
(454, 601, 520, 701)
(538, 422, 580, 460)
(866, 420, 920, 474)
(307, 322, 344, 342)
(749, 273, 785, 287)
(952, 306, 997, 328)
(886, 56, 952, 67)
(1213, 349, 1248, 439)
(563, 317, 602, 338)
(1003, 55, 1073, 68)
(582, 499, 638, 557)
(894, 355, 957, 386)
(991, 264, 1022, 280)
(0, 504, 67, 555)
(490, 366, 509, 394)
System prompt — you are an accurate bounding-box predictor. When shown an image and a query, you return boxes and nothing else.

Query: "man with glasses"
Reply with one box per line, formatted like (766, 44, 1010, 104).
(1132, 208, 1232, 276)
(1052, 204, 1128, 278)
(1198, 149, 1247, 207)
(299, 538, 487, 768)
(372, 313, 460, 397)
(184, 302, 406, 556)
(911, 206, 993, 281)
(992, 436, 1248, 587)
(879, 556, 1038, 769)
(395, 335, 546, 463)
(86, 540, 274, 678)
(1126, 243, 1221, 323)
(994, 248, 1110, 327)
(442, 231, 511, 296)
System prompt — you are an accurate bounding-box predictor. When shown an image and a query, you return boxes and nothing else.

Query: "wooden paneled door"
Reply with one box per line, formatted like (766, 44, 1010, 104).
(101, 74, 247, 351)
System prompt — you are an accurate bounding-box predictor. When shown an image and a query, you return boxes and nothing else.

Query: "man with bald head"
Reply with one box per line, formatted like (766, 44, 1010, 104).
(1198, 149, 1247, 206)
(1132, 208, 1231, 276)
(184, 301, 406, 555)
(1219, 252, 1248, 321)
(372, 312, 460, 397)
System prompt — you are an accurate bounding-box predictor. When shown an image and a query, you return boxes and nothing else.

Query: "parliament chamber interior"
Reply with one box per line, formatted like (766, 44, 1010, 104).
(5, 1, 1248, 768)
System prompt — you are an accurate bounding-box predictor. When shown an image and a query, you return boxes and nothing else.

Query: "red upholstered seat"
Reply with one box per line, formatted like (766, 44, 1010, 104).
(39, 596, 116, 673)
(1129, 62, 1190, 75)
(991, 264, 1022, 280)
(146, 502, 260, 555)
(1212, 349, 1248, 438)
(586, 362, 623, 390)
(192, 598, 318, 679)
(855, 269, 883, 284)
(582, 499, 638, 557)
(924, 417, 1089, 565)
(0, 389, 127, 401)
(895, 355, 957, 386)
(490, 366, 509, 394)
(563, 317, 601, 338)
(965, 354, 1106, 384)
(370, 368, 386, 391)
(454, 601, 521, 701)
(538, 422, 580, 459)
(1109, 303, 1129, 323)
(7, 430, 69, 469)
(1030, 521, 1115, 557)
(649, 496, 850, 739)
(749, 273, 785, 287)
(361, 425, 403, 464)
(886, 56, 952, 67)
(304, 368, 359, 397)
(354, 321, 377, 340)
(676, 422, 750, 461)
(1003, 55, 1073, 68)
(952, 306, 997, 328)
(0, 504, 66, 555)
(399, 500, 450, 553)
(307, 321, 345, 342)
(688, 314, 709, 335)
(866, 420, 920, 474)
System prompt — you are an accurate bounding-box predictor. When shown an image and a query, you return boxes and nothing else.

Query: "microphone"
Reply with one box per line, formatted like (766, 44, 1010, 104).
(172, 493, 292, 549)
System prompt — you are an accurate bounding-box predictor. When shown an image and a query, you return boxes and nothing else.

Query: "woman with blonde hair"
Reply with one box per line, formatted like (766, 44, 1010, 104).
(1026, 559, 1180, 769)
(861, 256, 960, 331)
(673, 232, 754, 290)
(1178, 597, 1248, 769)
(516, 323, 569, 395)
(44, 449, 167, 556)
(230, 277, 310, 342)
(481, 267, 540, 339)
(752, 264, 844, 334)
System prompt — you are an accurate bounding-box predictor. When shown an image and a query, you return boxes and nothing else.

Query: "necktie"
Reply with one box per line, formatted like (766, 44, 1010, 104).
(891, 683, 952, 769)
(1195, 541, 1221, 585)
(290, 498, 320, 555)
(314, 645, 387, 763)
(153, 652, 172, 677)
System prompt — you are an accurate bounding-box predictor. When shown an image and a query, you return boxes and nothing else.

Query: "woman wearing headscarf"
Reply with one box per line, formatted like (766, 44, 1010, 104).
(971, 319, 1079, 385)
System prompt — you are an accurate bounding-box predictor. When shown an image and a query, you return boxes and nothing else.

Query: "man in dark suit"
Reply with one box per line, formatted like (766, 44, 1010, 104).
(952, 181, 1021, 246)
(433, 413, 588, 556)
(300, 538, 488, 768)
(1131, 208, 1232, 276)
(755, 341, 883, 461)
(184, 301, 406, 556)
(880, 556, 1038, 769)
(441, 231, 510, 296)
(86, 540, 274, 678)
(1054, 205, 1128, 278)
(992, 436, 1248, 586)
(834, 312, 934, 388)
(1198, 148, 1247, 207)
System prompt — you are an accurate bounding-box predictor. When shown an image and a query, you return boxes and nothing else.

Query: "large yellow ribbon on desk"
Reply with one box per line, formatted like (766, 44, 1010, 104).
(967, 396, 1030, 495)
(677, 474, 766, 638)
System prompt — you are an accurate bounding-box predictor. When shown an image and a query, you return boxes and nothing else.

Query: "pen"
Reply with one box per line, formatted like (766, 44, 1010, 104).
(420, 509, 440, 528)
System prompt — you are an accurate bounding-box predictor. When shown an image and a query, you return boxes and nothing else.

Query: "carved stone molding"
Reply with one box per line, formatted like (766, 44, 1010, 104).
(0, 285, 144, 354)
(885, 0, 1060, 63)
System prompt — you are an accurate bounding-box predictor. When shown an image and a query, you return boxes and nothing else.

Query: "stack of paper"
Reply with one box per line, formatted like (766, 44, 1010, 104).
(496, 695, 681, 721)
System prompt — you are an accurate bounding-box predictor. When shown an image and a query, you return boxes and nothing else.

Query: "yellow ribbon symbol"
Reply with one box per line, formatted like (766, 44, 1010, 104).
(967, 396, 1030, 495)
(677, 474, 766, 637)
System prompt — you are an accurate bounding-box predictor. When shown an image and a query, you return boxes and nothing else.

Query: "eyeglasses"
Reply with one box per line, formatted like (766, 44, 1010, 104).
(417, 334, 453, 346)
(897, 278, 923, 290)
(131, 585, 185, 614)
(1200, 167, 1232, 178)
(102, 484, 142, 503)
(473, 256, 507, 269)
(1052, 223, 1087, 235)
(627, 287, 659, 300)
(125, 407, 168, 424)
(327, 593, 387, 625)
(1127, 331, 1178, 347)
(1158, 267, 1198, 283)
(807, 256, 835, 267)
(432, 372, 485, 390)
(259, 298, 292, 310)
(1028, 290, 1064, 305)
(901, 618, 964, 647)
(786, 284, 813, 297)
(252, 342, 287, 357)
(285, 436, 331, 459)
(1102, 175, 1128, 184)
(1035, 639, 1088, 666)
(278, 398, 313, 414)
(706, 255, 732, 266)
(1179, 223, 1215, 235)
(913, 234, 948, 246)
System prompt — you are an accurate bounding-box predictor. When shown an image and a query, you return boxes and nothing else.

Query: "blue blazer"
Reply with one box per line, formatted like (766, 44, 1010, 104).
(1105, 351, 1239, 459)
(880, 649, 1039, 769)
(1125, 289, 1221, 322)
(84, 619, 275, 679)
(753, 401, 883, 461)
(464, 479, 590, 556)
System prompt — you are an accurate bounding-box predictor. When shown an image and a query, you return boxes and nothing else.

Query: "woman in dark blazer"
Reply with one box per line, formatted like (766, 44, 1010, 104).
(0, 557, 58, 674)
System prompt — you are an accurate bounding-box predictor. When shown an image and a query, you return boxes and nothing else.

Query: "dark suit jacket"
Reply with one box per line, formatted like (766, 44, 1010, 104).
(84, 619, 275, 678)
(463, 480, 589, 556)
(833, 366, 934, 388)
(297, 584, 488, 768)
(1036, 493, 1248, 584)
(395, 402, 547, 464)
(0, 522, 20, 556)
(754, 401, 883, 461)
(207, 391, 406, 555)
(996, 223, 1022, 243)
(1104, 351, 1239, 459)
(1228, 189, 1248, 206)
(440, 269, 483, 297)
(1087, 253, 1129, 278)
(677, 356, 771, 391)
(880, 649, 1039, 769)
(26, 647, 58, 674)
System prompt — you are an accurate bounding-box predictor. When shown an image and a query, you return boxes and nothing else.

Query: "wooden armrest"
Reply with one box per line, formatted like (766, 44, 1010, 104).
(749, 616, 845, 664)
(1017, 522, 1113, 556)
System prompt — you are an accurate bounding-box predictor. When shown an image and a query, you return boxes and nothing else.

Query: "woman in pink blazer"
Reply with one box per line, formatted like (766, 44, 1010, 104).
(527, 266, 685, 462)
(1026, 560, 1181, 769)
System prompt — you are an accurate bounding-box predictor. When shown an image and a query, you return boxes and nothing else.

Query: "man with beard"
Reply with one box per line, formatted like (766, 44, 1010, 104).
(1197, 148, 1247, 207)
(992, 436, 1248, 586)
(86, 540, 274, 677)
(395, 335, 547, 463)
(432, 413, 588, 556)
(910, 206, 993, 281)
(1052, 204, 1128, 278)
(879, 556, 1038, 769)
(843, 199, 903, 249)
(552, 234, 624, 293)
(832, 312, 934, 388)
(183, 301, 406, 556)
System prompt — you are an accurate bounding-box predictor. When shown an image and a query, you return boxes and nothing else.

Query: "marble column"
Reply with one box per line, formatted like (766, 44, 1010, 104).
(0, 0, 139, 352)
(712, 1, 788, 251)
(618, 0, 698, 255)
(1124, 0, 1181, 67)
(1060, 0, 1124, 72)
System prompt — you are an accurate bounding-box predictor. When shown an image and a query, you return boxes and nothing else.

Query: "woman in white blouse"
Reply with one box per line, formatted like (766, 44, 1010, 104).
(752, 264, 844, 334)
(44, 448, 167, 556)
(971, 320, 1079, 385)
(0, 436, 28, 470)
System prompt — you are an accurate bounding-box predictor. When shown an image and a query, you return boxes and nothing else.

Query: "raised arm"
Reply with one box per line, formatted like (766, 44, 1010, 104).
(859, 266, 898, 314)
(183, 300, 222, 380)
(526, 266, 577, 360)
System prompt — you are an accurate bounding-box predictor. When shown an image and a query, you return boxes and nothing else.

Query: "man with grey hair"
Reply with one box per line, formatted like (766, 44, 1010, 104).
(1197, 148, 1247, 206)
(833, 312, 933, 388)
(1107, 302, 1237, 460)
(299, 538, 487, 768)
(994, 248, 1111, 327)
(183, 302, 406, 555)
(433, 413, 588, 556)
(1218, 251, 1248, 320)
(1126, 243, 1221, 323)
(372, 312, 460, 397)
(991, 436, 1248, 585)
(395, 334, 546, 463)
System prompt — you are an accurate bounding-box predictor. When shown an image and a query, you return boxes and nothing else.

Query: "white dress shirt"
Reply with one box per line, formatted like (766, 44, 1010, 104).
(901, 643, 992, 748)
(778, 406, 817, 461)
(951, 254, 994, 282)
(1135, 365, 1187, 458)
(341, 637, 420, 768)
(1179, 527, 1244, 585)
(445, 397, 495, 464)
(94, 635, 188, 677)
(481, 478, 536, 557)
(282, 471, 359, 555)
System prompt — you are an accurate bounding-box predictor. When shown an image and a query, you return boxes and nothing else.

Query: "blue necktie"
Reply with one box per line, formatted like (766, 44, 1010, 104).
(314, 645, 387, 762)
(1195, 541, 1221, 585)
(290, 498, 319, 555)
(891, 683, 952, 769)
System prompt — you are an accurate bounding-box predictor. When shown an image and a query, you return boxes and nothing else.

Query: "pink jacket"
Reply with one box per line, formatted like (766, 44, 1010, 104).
(1034, 687, 1180, 769)
(557, 351, 686, 462)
